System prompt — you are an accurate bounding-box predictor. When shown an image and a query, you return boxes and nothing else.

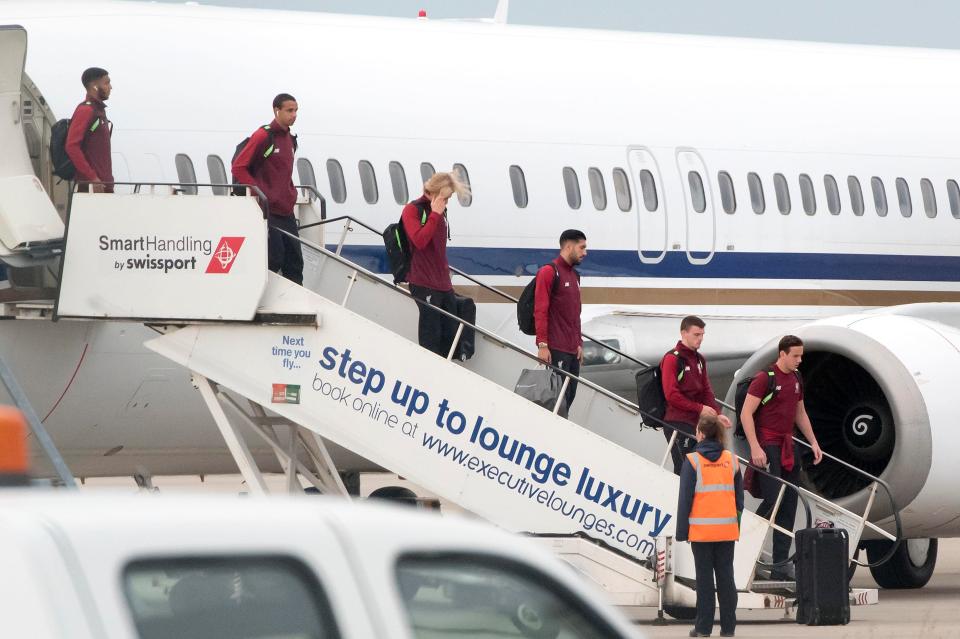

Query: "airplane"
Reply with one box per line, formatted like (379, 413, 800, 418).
(1, 0, 958, 590)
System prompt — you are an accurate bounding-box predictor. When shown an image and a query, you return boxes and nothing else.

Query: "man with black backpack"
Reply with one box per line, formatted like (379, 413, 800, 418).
(740, 334, 823, 579)
(232, 93, 302, 284)
(661, 316, 730, 475)
(64, 67, 113, 193)
(402, 172, 470, 357)
(534, 229, 586, 415)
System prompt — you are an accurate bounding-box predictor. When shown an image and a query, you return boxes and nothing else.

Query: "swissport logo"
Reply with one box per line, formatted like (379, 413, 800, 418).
(205, 237, 245, 274)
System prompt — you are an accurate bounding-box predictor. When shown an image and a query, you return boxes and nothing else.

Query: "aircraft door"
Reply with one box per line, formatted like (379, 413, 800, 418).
(0, 26, 34, 180)
(676, 149, 715, 264)
(627, 148, 667, 263)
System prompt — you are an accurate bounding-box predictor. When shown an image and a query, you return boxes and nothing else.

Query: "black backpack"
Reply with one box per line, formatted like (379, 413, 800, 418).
(635, 350, 685, 427)
(733, 367, 803, 439)
(230, 124, 298, 196)
(516, 264, 560, 336)
(382, 202, 428, 284)
(50, 111, 99, 181)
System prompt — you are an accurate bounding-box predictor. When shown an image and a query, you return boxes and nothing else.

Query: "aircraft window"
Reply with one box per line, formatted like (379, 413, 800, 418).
(297, 158, 318, 190)
(747, 172, 765, 214)
(206, 154, 228, 196)
(824, 174, 841, 215)
(509, 165, 528, 208)
(848, 176, 865, 216)
(123, 556, 341, 639)
(921, 178, 937, 218)
(687, 171, 706, 213)
(773, 173, 791, 215)
(588, 167, 607, 210)
(326, 159, 347, 203)
(718, 171, 736, 214)
(799, 174, 816, 215)
(896, 178, 912, 217)
(638, 169, 658, 212)
(420, 162, 435, 184)
(612, 168, 632, 212)
(174, 154, 198, 195)
(389, 161, 408, 205)
(359, 160, 379, 204)
(948, 179, 960, 219)
(396, 554, 623, 639)
(453, 163, 473, 207)
(562, 167, 582, 209)
(871, 177, 888, 217)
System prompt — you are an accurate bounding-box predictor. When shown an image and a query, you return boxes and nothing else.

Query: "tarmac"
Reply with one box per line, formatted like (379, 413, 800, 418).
(635, 538, 960, 639)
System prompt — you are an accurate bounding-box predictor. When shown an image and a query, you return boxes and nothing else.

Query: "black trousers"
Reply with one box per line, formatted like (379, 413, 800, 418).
(691, 541, 737, 636)
(267, 214, 304, 285)
(755, 443, 800, 566)
(663, 420, 696, 475)
(550, 348, 580, 417)
(409, 285, 458, 357)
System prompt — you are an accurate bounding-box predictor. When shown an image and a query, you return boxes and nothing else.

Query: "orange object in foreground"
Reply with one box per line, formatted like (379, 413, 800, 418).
(0, 406, 29, 483)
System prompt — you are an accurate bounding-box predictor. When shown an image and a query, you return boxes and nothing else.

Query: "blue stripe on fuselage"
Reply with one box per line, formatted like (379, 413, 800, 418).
(330, 246, 960, 282)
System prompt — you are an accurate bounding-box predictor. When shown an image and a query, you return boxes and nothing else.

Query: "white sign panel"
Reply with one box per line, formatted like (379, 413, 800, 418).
(148, 284, 769, 587)
(57, 193, 267, 320)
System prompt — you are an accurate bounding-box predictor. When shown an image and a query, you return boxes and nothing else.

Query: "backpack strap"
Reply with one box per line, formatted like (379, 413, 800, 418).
(759, 369, 777, 406)
(672, 350, 685, 381)
(260, 125, 276, 159)
(411, 200, 429, 226)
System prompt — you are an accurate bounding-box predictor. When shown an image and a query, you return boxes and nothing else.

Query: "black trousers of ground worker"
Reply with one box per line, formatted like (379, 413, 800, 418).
(550, 348, 580, 417)
(409, 285, 458, 357)
(691, 541, 737, 636)
(267, 214, 304, 285)
(755, 443, 800, 568)
(664, 420, 697, 475)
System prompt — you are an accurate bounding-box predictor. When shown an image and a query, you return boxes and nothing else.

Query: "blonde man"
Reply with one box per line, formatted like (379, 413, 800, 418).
(402, 172, 470, 356)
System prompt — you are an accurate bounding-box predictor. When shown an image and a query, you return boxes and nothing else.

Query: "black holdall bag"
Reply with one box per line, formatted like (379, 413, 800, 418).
(795, 527, 851, 626)
(452, 294, 476, 361)
(634, 351, 685, 427)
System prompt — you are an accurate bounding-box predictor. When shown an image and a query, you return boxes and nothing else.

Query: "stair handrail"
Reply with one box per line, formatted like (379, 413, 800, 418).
(297, 212, 904, 553)
(287, 227, 902, 568)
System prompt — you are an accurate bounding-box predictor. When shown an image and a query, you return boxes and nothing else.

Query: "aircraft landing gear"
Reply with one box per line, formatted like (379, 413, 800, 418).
(866, 538, 937, 589)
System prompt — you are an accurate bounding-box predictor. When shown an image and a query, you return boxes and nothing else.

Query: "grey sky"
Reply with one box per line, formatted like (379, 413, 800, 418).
(148, 0, 960, 49)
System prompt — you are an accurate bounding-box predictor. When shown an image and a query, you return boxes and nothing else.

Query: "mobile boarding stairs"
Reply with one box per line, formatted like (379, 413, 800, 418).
(51, 183, 900, 620)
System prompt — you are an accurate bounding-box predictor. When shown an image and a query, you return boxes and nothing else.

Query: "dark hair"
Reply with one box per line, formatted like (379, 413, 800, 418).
(81, 67, 108, 87)
(559, 229, 586, 246)
(680, 315, 705, 332)
(778, 334, 804, 355)
(696, 413, 723, 443)
(273, 93, 297, 109)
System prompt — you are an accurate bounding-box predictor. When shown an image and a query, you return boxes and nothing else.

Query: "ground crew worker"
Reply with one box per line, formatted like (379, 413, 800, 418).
(403, 171, 470, 357)
(534, 229, 586, 416)
(232, 93, 302, 284)
(676, 413, 743, 638)
(661, 316, 730, 475)
(66, 67, 113, 193)
(740, 334, 823, 580)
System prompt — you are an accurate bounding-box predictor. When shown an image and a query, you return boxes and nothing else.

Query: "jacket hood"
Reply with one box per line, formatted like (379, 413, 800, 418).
(693, 439, 726, 462)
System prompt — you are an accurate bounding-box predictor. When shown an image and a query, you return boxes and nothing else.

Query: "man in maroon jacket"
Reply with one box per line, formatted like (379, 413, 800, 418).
(741, 334, 823, 578)
(403, 171, 468, 357)
(66, 67, 113, 193)
(661, 316, 731, 474)
(534, 229, 587, 416)
(232, 94, 301, 284)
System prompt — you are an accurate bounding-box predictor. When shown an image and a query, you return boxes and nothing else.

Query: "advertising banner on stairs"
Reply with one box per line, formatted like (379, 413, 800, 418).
(56, 193, 267, 321)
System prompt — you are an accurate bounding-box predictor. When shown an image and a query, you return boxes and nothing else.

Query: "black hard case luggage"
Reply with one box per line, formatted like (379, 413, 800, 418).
(453, 295, 476, 360)
(795, 527, 850, 625)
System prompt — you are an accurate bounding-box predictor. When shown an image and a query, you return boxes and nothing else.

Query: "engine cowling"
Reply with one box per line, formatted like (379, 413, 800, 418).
(725, 304, 960, 532)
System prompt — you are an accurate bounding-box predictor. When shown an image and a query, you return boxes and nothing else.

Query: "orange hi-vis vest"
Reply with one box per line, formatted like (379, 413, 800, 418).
(686, 449, 740, 542)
